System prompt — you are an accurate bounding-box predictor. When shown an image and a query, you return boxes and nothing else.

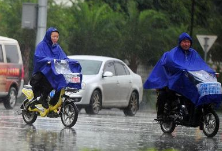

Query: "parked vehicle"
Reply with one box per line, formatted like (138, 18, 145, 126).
(68, 55, 143, 116)
(0, 36, 24, 109)
(20, 60, 81, 127)
(156, 70, 221, 137)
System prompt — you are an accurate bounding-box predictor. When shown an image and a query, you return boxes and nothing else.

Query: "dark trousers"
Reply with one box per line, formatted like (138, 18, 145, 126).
(156, 88, 176, 116)
(49, 90, 61, 106)
(30, 72, 53, 108)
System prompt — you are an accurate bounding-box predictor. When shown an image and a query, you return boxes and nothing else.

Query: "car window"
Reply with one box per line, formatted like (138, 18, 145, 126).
(75, 59, 102, 75)
(123, 65, 130, 75)
(5, 45, 19, 63)
(115, 61, 129, 76)
(0, 45, 3, 62)
(104, 61, 116, 76)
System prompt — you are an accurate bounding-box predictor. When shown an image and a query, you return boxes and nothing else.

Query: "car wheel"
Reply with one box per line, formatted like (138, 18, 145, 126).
(123, 91, 139, 116)
(3, 87, 17, 109)
(85, 90, 102, 114)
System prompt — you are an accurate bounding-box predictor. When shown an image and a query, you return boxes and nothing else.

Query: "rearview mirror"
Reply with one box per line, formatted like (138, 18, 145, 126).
(103, 71, 113, 77)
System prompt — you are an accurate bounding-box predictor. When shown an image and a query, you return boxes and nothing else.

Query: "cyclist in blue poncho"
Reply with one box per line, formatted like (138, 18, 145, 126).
(30, 27, 81, 113)
(144, 32, 215, 119)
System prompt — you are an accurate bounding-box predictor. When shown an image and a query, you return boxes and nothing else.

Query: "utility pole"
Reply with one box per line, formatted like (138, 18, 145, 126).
(190, 0, 195, 38)
(36, 0, 48, 46)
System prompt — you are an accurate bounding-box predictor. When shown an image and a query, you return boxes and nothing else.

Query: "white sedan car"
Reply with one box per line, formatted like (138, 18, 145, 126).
(68, 55, 143, 116)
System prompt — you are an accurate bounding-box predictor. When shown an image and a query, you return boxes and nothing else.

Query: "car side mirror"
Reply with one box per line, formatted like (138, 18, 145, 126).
(103, 71, 113, 77)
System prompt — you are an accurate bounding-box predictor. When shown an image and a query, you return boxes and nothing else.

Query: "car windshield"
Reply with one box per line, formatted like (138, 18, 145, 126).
(75, 59, 102, 75)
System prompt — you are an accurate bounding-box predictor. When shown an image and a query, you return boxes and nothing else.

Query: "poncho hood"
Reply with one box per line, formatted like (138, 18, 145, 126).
(43, 27, 59, 46)
(178, 32, 192, 46)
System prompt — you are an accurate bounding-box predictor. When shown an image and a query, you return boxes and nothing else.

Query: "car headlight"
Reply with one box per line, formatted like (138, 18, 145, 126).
(81, 82, 86, 90)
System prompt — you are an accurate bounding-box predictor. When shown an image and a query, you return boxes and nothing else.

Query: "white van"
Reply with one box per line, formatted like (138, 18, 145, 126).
(0, 36, 24, 109)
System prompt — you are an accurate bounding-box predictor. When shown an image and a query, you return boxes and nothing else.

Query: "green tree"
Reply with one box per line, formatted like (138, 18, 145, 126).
(117, 1, 174, 72)
(64, 1, 123, 57)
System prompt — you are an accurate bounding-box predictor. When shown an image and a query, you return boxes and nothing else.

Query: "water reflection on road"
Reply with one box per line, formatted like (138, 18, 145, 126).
(153, 133, 218, 151)
(23, 126, 77, 151)
(0, 104, 221, 151)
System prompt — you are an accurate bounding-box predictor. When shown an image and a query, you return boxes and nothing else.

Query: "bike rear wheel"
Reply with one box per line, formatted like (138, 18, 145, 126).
(61, 102, 78, 128)
(203, 109, 219, 137)
(21, 99, 38, 124)
(22, 110, 37, 125)
(160, 120, 176, 133)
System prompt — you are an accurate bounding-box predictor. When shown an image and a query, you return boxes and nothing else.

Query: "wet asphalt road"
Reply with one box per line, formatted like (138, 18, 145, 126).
(0, 103, 222, 151)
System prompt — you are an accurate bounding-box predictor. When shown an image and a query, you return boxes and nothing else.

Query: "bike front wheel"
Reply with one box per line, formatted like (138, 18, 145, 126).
(203, 109, 219, 137)
(61, 102, 78, 128)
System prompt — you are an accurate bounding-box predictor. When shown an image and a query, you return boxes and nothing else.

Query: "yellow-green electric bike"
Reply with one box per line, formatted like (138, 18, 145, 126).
(20, 60, 81, 128)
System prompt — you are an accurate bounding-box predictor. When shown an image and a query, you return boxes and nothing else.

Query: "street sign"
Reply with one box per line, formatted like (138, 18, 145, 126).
(22, 3, 37, 29)
(196, 35, 217, 52)
(196, 35, 217, 61)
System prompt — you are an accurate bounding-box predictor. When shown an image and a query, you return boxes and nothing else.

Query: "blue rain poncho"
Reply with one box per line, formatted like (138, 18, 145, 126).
(144, 32, 221, 106)
(33, 27, 82, 90)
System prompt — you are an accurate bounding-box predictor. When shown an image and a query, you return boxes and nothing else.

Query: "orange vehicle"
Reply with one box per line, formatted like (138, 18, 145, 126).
(0, 36, 24, 109)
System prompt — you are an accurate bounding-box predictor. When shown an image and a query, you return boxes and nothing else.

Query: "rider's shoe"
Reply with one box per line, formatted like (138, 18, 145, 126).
(38, 96, 49, 109)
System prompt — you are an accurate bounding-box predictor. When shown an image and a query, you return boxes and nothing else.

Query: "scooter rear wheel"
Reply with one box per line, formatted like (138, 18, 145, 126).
(22, 109, 37, 125)
(21, 99, 37, 124)
(203, 109, 219, 137)
(61, 102, 78, 128)
(160, 120, 176, 133)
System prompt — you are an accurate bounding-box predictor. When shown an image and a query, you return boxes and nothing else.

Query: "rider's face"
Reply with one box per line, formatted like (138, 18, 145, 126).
(51, 32, 59, 44)
(180, 39, 191, 51)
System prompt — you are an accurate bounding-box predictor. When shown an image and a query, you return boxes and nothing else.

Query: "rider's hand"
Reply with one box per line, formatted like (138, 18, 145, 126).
(54, 59, 56, 63)
(61, 60, 66, 64)
(65, 58, 69, 63)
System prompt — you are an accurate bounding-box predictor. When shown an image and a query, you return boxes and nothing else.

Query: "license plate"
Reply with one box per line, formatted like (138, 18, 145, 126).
(71, 76, 80, 83)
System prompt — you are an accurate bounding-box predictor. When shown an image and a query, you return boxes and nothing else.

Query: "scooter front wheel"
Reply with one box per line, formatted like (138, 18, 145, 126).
(203, 109, 219, 137)
(61, 102, 78, 128)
